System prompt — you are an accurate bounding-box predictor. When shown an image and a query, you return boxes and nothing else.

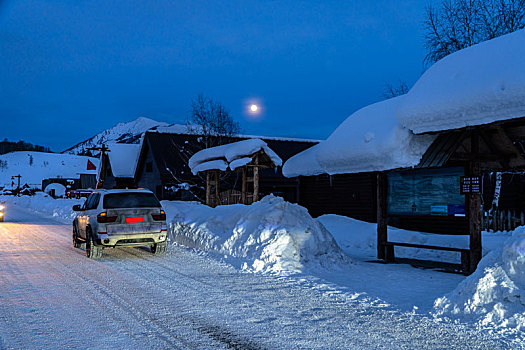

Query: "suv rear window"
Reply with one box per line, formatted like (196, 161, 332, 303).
(103, 193, 161, 209)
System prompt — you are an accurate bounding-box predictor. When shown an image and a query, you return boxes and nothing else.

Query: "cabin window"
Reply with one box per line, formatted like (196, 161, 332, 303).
(146, 161, 153, 173)
(387, 167, 465, 216)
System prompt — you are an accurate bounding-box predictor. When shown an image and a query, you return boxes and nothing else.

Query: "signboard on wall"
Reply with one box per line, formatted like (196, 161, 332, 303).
(460, 176, 482, 194)
(387, 167, 465, 216)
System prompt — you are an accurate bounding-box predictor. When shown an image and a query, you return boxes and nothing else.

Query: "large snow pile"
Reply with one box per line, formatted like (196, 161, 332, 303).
(188, 139, 282, 175)
(44, 183, 66, 198)
(283, 96, 436, 177)
(0, 151, 99, 189)
(105, 143, 142, 178)
(397, 29, 525, 134)
(63, 117, 168, 154)
(433, 226, 525, 332)
(163, 195, 348, 274)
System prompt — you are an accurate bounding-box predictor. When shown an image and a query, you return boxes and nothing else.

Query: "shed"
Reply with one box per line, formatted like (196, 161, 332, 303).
(189, 139, 282, 206)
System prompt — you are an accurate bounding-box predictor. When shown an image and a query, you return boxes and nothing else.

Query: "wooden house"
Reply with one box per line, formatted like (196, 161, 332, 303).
(98, 143, 141, 189)
(283, 30, 525, 273)
(131, 126, 317, 202)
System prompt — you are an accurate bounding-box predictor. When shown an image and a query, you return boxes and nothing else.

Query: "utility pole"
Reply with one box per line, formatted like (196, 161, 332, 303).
(11, 174, 21, 196)
(88, 145, 110, 189)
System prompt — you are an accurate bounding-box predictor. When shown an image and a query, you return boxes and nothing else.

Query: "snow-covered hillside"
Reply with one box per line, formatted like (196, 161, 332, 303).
(0, 151, 98, 189)
(63, 117, 168, 155)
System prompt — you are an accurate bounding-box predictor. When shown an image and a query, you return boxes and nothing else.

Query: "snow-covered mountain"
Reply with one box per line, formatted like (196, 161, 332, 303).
(63, 117, 169, 155)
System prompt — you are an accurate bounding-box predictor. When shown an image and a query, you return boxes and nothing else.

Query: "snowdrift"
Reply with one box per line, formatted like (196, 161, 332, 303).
(434, 227, 525, 332)
(2, 193, 85, 223)
(163, 196, 348, 274)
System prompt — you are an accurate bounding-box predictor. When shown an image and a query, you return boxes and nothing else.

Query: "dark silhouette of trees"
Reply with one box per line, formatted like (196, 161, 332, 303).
(0, 139, 51, 155)
(383, 81, 410, 98)
(187, 94, 241, 148)
(424, 0, 525, 65)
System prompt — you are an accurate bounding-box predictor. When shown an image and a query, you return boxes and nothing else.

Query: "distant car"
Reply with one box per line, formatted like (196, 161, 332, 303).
(0, 201, 5, 222)
(67, 189, 93, 199)
(72, 189, 168, 258)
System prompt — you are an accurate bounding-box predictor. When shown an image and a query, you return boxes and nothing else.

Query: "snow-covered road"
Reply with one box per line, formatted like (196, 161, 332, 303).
(0, 205, 517, 349)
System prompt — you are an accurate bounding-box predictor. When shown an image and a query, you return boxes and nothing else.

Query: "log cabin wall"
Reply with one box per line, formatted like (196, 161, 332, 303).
(297, 173, 377, 222)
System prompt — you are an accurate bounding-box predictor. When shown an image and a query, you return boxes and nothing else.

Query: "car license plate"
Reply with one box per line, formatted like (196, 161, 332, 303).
(126, 216, 144, 223)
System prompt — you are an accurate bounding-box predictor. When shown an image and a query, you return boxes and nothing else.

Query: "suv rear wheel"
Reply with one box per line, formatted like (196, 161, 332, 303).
(86, 228, 103, 259)
(151, 241, 167, 255)
(72, 224, 82, 249)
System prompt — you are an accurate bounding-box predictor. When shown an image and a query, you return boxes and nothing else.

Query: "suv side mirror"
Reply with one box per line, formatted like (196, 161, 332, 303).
(72, 205, 83, 211)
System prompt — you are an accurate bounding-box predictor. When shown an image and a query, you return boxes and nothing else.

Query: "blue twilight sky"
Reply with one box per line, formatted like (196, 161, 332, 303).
(0, 0, 431, 152)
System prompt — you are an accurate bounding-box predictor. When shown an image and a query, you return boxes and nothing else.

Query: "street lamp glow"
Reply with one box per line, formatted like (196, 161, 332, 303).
(250, 104, 258, 113)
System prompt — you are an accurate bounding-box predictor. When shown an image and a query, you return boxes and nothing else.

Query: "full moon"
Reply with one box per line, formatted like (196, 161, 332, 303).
(250, 104, 258, 113)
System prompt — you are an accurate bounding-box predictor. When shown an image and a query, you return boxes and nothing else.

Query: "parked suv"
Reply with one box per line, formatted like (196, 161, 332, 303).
(72, 189, 168, 258)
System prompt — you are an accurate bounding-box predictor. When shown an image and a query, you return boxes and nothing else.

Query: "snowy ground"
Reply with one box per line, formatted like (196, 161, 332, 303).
(0, 151, 98, 189)
(1, 194, 523, 347)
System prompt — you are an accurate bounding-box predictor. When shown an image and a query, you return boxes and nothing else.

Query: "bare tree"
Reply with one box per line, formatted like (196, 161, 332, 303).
(187, 94, 241, 148)
(383, 81, 410, 98)
(424, 0, 525, 65)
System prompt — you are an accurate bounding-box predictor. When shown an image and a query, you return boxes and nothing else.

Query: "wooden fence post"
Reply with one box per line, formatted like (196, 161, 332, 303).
(214, 170, 219, 207)
(469, 130, 482, 273)
(206, 171, 211, 206)
(253, 155, 259, 202)
(377, 172, 388, 260)
(242, 166, 247, 204)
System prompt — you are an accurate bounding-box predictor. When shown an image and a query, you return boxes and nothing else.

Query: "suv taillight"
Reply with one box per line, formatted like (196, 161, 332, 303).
(151, 210, 166, 221)
(97, 212, 118, 223)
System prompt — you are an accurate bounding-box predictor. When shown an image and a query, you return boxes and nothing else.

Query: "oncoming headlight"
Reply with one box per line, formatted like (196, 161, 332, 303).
(0, 205, 4, 210)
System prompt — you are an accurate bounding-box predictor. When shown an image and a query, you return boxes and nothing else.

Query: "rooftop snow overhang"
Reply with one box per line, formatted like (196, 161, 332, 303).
(282, 96, 436, 177)
(396, 29, 525, 135)
(189, 139, 283, 175)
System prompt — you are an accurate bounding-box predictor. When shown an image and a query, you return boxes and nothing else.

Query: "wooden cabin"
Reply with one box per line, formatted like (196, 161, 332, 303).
(98, 143, 141, 190)
(132, 129, 317, 201)
(284, 29, 525, 273)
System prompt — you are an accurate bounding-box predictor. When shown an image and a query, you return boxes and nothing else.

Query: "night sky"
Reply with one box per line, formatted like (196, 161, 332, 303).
(0, 1, 429, 152)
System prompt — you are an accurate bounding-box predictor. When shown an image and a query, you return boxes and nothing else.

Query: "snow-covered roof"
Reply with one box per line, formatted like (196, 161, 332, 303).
(105, 143, 141, 178)
(189, 139, 283, 175)
(149, 124, 320, 143)
(397, 29, 525, 134)
(283, 96, 436, 177)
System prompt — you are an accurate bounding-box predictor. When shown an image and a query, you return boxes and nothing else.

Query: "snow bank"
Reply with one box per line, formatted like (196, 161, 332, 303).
(434, 226, 525, 332)
(189, 139, 282, 175)
(283, 97, 436, 177)
(163, 195, 348, 274)
(397, 29, 525, 134)
(1, 193, 85, 223)
(319, 214, 510, 262)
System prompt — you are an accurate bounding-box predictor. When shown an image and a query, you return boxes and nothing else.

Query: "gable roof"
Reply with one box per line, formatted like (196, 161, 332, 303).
(138, 131, 318, 182)
(105, 143, 142, 178)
